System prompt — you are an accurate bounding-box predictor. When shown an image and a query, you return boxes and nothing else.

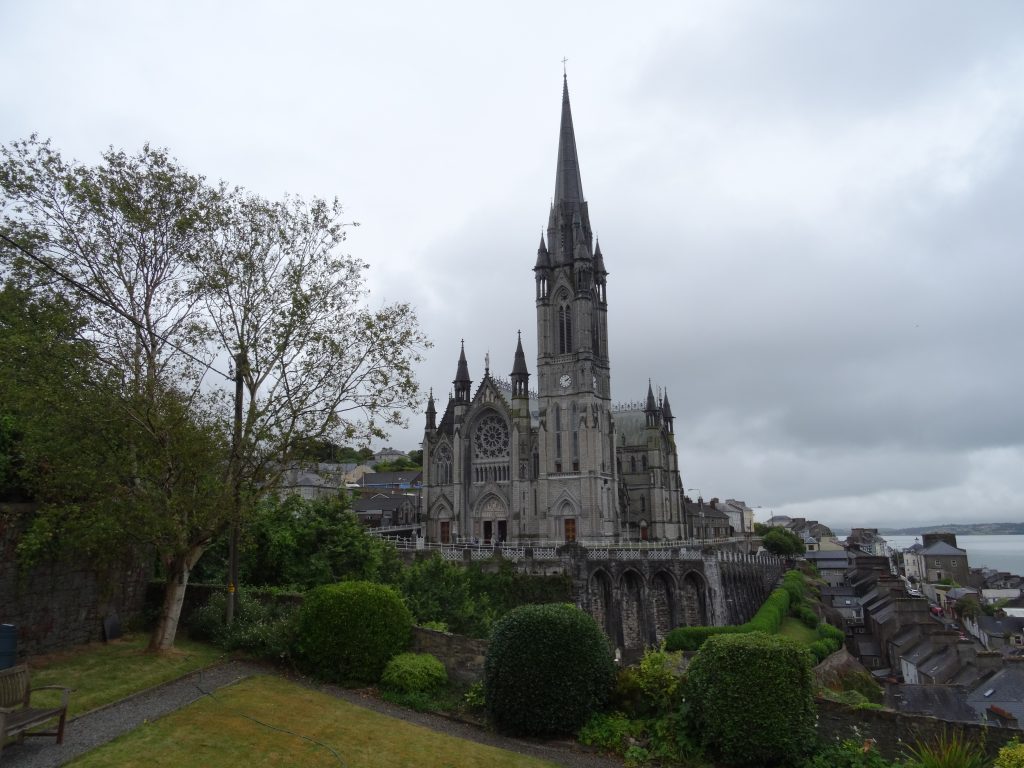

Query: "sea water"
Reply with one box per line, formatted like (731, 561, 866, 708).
(883, 534, 1024, 576)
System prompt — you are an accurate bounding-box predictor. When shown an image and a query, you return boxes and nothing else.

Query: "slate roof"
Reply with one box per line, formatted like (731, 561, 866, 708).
(922, 541, 968, 556)
(978, 616, 1024, 638)
(358, 471, 422, 487)
(886, 685, 980, 723)
(967, 666, 1024, 726)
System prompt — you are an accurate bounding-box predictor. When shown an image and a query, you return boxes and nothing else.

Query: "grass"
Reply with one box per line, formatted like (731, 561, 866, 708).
(29, 633, 224, 717)
(778, 616, 819, 645)
(67, 675, 559, 768)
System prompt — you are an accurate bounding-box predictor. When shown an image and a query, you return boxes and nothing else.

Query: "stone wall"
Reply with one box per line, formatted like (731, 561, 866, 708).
(411, 626, 488, 685)
(816, 698, 1018, 762)
(0, 506, 151, 658)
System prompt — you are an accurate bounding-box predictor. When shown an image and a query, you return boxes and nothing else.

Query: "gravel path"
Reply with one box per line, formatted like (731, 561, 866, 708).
(1, 662, 623, 768)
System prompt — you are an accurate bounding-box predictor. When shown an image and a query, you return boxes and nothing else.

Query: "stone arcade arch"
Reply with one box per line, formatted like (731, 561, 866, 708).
(679, 571, 708, 627)
(649, 570, 678, 643)
(588, 569, 616, 640)
(619, 570, 647, 651)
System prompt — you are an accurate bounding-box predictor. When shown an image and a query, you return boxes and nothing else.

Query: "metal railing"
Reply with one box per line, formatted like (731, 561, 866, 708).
(369, 534, 780, 565)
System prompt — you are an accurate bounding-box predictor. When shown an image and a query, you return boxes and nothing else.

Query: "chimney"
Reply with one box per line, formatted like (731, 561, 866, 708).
(976, 651, 1003, 675)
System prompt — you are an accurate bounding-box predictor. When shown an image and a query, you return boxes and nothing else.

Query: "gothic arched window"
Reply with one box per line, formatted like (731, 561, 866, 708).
(558, 299, 573, 354)
(435, 443, 452, 485)
(630, 455, 637, 473)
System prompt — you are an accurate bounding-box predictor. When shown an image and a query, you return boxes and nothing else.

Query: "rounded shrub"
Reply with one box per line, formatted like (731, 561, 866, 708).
(380, 652, 448, 694)
(995, 741, 1024, 768)
(686, 631, 815, 767)
(296, 581, 412, 683)
(484, 603, 614, 737)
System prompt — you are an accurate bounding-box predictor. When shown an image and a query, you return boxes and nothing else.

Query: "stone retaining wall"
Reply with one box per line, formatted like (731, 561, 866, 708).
(816, 698, 1018, 762)
(411, 626, 488, 685)
(0, 505, 151, 658)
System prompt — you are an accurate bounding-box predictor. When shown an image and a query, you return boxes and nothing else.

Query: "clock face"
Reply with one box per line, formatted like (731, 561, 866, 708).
(559, 374, 572, 388)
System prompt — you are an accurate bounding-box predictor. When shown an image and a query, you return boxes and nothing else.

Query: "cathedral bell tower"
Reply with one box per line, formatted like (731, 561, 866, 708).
(533, 75, 617, 542)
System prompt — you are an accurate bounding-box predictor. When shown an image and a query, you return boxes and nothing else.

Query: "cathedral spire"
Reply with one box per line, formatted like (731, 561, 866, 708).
(511, 330, 530, 398)
(425, 388, 436, 431)
(662, 389, 674, 434)
(553, 74, 585, 205)
(645, 380, 661, 427)
(454, 341, 471, 403)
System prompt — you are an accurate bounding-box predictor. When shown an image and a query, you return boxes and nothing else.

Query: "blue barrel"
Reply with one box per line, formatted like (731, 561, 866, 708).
(0, 624, 17, 670)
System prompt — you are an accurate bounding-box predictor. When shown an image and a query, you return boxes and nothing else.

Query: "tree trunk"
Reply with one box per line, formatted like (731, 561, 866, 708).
(148, 544, 205, 652)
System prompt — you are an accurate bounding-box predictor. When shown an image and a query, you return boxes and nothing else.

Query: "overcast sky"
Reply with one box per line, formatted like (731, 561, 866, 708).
(3, 1, 1023, 530)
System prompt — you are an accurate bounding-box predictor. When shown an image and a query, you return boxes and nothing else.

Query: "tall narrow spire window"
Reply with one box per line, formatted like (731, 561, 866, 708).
(558, 302, 573, 353)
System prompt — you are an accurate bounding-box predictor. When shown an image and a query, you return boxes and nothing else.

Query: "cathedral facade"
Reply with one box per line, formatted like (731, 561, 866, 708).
(421, 77, 685, 544)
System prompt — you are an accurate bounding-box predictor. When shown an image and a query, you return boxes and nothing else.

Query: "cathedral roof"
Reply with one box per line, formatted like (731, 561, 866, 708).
(553, 74, 584, 205)
(534, 233, 550, 270)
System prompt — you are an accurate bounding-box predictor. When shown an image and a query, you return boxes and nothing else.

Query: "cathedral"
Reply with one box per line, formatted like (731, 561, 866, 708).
(421, 76, 685, 544)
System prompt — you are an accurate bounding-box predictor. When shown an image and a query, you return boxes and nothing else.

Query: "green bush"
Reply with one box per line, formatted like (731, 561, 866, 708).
(578, 711, 638, 754)
(783, 570, 807, 607)
(996, 741, 1024, 768)
(818, 622, 845, 644)
(295, 581, 412, 683)
(798, 605, 819, 629)
(902, 730, 989, 768)
(186, 589, 298, 662)
(380, 652, 447, 694)
(686, 631, 815, 767)
(484, 603, 614, 737)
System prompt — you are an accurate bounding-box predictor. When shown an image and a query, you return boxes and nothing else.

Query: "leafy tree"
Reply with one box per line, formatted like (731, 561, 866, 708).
(373, 456, 421, 473)
(955, 595, 982, 621)
(753, 522, 771, 536)
(241, 495, 401, 588)
(407, 449, 423, 465)
(1, 137, 428, 650)
(1, 137, 229, 651)
(762, 527, 806, 557)
(194, 190, 427, 619)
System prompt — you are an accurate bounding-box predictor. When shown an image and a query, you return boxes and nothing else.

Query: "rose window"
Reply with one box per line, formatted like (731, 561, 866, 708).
(474, 414, 510, 458)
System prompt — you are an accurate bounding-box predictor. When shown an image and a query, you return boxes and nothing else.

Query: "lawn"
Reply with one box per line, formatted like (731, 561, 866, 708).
(68, 675, 559, 768)
(29, 633, 224, 717)
(778, 617, 819, 645)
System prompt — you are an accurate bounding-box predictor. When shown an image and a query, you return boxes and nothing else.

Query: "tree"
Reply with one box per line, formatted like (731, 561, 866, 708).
(762, 527, 806, 557)
(955, 595, 982, 621)
(1, 139, 230, 650)
(194, 190, 427, 618)
(2, 137, 428, 650)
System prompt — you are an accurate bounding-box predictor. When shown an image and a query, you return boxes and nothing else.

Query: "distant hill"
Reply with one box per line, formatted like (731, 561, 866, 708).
(873, 522, 1024, 536)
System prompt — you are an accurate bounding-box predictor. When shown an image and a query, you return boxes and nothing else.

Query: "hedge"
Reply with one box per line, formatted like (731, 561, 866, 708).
(665, 586, 791, 652)
(295, 581, 412, 683)
(484, 603, 615, 737)
(685, 632, 815, 767)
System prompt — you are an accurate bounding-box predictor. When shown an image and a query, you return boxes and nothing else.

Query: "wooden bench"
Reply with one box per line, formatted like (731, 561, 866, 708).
(0, 664, 71, 761)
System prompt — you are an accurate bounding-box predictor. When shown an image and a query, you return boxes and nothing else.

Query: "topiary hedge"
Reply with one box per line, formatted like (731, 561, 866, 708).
(484, 603, 615, 737)
(685, 631, 815, 767)
(295, 581, 412, 683)
(380, 652, 448, 694)
(665, 587, 791, 652)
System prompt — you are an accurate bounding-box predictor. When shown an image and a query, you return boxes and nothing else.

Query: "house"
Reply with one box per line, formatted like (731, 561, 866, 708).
(356, 471, 422, 490)
(373, 447, 408, 464)
(684, 497, 732, 541)
(722, 499, 753, 535)
(963, 615, 1024, 652)
(846, 528, 888, 557)
(805, 549, 851, 586)
(966, 663, 1024, 729)
(352, 493, 419, 529)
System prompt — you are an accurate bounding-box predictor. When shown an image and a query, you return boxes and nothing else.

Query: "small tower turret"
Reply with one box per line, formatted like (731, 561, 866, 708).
(425, 388, 436, 432)
(453, 341, 471, 403)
